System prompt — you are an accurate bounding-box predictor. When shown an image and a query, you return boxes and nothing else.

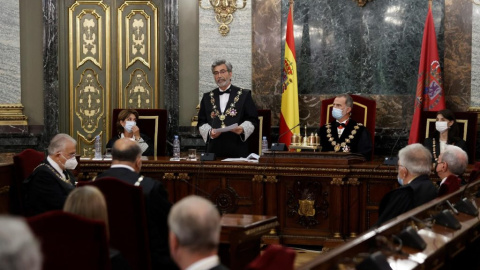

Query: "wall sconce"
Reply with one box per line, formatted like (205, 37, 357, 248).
(199, 0, 247, 36)
(353, 0, 373, 7)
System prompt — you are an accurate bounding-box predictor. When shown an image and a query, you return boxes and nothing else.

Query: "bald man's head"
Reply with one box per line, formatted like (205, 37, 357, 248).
(112, 138, 142, 163)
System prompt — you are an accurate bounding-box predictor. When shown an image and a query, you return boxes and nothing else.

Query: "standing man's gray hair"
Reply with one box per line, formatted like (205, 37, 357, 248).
(47, 133, 77, 155)
(0, 217, 42, 270)
(211, 59, 233, 73)
(168, 195, 221, 253)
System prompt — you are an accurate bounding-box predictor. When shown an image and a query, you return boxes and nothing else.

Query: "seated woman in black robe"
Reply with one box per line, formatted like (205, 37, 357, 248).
(106, 109, 153, 156)
(423, 109, 467, 163)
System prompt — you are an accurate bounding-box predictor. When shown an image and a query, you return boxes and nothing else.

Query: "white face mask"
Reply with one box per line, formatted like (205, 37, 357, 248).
(124, 121, 136, 133)
(435, 121, 449, 133)
(332, 107, 344, 120)
(61, 155, 78, 170)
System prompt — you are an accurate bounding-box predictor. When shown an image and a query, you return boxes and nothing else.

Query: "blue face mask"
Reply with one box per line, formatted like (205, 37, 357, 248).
(397, 177, 404, 186)
(332, 108, 344, 120)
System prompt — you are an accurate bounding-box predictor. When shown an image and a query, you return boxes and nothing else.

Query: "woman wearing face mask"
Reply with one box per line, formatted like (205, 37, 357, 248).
(423, 109, 467, 162)
(106, 109, 154, 156)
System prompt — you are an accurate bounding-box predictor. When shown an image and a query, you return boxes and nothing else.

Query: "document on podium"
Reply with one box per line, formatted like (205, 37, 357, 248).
(222, 153, 259, 163)
(214, 123, 238, 133)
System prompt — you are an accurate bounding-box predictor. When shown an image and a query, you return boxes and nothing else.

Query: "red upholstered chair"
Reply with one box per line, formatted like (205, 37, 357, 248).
(11, 149, 45, 215)
(27, 210, 111, 270)
(78, 177, 151, 270)
(419, 111, 477, 163)
(248, 110, 272, 155)
(246, 245, 296, 270)
(320, 94, 376, 160)
(112, 109, 168, 156)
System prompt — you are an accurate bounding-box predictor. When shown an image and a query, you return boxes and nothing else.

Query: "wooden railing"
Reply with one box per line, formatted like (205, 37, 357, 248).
(298, 179, 480, 270)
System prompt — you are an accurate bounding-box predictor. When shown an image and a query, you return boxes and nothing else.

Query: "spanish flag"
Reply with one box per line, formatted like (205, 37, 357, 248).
(408, 4, 445, 144)
(279, 5, 300, 147)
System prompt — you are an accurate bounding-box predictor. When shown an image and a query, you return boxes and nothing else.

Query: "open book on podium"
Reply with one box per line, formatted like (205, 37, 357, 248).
(258, 151, 365, 166)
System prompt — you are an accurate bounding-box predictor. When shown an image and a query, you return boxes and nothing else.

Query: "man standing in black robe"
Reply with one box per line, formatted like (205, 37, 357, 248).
(197, 59, 258, 158)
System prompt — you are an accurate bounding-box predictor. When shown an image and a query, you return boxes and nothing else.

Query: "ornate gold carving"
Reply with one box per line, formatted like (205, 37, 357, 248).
(265, 175, 277, 183)
(125, 69, 152, 108)
(75, 69, 105, 133)
(163, 173, 175, 180)
(244, 221, 279, 236)
(333, 232, 341, 238)
(76, 9, 102, 68)
(0, 185, 10, 195)
(126, 10, 151, 69)
(352, 0, 373, 7)
(118, 1, 158, 108)
(177, 173, 190, 181)
(77, 132, 103, 157)
(198, 0, 247, 36)
(252, 175, 264, 182)
(0, 104, 28, 125)
(347, 178, 360, 186)
(330, 178, 344, 186)
(350, 232, 357, 238)
(69, 1, 110, 143)
(298, 199, 315, 217)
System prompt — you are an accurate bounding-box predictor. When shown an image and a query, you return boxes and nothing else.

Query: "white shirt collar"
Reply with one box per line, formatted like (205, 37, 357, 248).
(110, 164, 136, 172)
(120, 133, 136, 141)
(185, 255, 220, 270)
(47, 155, 66, 179)
(219, 84, 231, 93)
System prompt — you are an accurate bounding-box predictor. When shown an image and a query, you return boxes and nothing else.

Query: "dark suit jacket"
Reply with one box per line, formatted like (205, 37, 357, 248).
(375, 174, 437, 227)
(210, 264, 229, 270)
(438, 175, 461, 197)
(197, 85, 258, 158)
(23, 159, 76, 216)
(319, 119, 372, 160)
(96, 167, 177, 270)
(106, 132, 154, 156)
(423, 137, 468, 162)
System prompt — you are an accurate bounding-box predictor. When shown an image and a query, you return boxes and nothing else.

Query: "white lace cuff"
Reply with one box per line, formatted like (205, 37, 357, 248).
(240, 121, 255, 141)
(199, 124, 212, 142)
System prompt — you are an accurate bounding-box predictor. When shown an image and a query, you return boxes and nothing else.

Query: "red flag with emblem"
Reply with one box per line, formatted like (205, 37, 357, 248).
(408, 6, 445, 144)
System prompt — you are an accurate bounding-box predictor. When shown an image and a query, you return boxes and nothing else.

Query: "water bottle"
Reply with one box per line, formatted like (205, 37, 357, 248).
(262, 136, 268, 155)
(94, 135, 102, 159)
(173, 135, 181, 161)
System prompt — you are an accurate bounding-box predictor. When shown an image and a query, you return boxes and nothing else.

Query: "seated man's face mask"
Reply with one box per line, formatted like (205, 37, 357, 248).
(332, 108, 344, 120)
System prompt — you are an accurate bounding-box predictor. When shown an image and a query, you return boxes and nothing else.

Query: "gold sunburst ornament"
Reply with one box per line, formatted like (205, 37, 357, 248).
(353, 0, 373, 7)
(199, 0, 247, 36)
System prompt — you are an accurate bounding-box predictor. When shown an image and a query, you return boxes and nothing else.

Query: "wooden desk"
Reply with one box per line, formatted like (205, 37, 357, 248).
(219, 214, 278, 270)
(77, 155, 474, 248)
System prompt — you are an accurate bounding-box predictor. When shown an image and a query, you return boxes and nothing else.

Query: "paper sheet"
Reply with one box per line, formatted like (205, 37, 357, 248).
(214, 123, 238, 133)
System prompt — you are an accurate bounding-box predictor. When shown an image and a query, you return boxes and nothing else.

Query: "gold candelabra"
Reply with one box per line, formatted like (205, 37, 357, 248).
(198, 0, 247, 36)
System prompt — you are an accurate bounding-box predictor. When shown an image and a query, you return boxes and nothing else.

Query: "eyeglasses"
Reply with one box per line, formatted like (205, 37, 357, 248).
(213, 69, 228, 76)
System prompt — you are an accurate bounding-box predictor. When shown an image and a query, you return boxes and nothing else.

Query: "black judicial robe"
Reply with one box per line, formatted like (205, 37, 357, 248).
(375, 174, 437, 227)
(319, 119, 372, 160)
(23, 159, 76, 216)
(423, 136, 468, 162)
(197, 85, 258, 158)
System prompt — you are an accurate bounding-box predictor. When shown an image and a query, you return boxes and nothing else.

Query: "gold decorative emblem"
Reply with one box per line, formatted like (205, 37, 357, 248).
(75, 69, 104, 133)
(198, 0, 247, 36)
(125, 69, 153, 108)
(298, 199, 316, 217)
(334, 144, 341, 152)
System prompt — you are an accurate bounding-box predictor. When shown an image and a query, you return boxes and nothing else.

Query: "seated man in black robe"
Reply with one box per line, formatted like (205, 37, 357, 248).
(23, 133, 77, 216)
(319, 94, 372, 160)
(375, 143, 438, 227)
(197, 59, 258, 158)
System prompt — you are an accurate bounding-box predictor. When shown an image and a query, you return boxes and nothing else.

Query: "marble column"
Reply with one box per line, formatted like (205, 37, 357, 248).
(471, 1, 480, 108)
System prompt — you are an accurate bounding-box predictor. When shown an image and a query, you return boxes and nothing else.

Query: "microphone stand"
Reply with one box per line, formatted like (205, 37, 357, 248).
(271, 123, 301, 151)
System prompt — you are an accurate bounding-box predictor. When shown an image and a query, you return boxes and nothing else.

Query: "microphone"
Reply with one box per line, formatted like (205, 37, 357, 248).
(384, 125, 406, 165)
(271, 123, 301, 151)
